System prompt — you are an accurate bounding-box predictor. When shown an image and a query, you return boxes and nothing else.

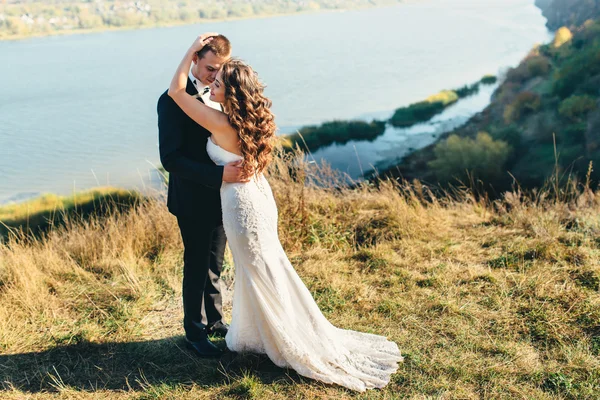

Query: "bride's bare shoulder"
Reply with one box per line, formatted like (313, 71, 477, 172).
(211, 127, 242, 157)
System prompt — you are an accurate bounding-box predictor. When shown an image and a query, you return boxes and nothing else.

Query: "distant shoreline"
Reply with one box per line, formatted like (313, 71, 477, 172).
(0, 4, 392, 42)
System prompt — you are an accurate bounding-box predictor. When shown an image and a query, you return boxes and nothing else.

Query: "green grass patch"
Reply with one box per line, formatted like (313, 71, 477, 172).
(573, 269, 600, 290)
(0, 187, 141, 239)
(350, 249, 389, 271)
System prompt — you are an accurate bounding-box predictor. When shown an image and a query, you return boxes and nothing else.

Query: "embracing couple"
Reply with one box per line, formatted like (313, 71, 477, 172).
(157, 33, 402, 392)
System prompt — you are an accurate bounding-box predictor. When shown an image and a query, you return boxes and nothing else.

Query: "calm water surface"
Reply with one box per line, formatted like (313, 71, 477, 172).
(0, 0, 551, 203)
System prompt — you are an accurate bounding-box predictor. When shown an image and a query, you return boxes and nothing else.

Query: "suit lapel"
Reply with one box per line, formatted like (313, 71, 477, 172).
(186, 78, 206, 104)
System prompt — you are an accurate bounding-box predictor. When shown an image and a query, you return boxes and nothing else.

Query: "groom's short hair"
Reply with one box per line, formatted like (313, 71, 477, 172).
(197, 34, 231, 60)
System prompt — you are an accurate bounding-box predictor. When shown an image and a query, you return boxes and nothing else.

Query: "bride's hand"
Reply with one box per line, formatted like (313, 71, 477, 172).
(190, 32, 219, 53)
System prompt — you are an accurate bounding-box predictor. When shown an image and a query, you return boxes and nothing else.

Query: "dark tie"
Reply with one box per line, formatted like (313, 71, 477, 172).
(192, 80, 209, 96)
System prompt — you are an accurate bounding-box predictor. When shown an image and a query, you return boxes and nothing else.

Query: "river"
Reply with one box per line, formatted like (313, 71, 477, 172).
(0, 0, 551, 203)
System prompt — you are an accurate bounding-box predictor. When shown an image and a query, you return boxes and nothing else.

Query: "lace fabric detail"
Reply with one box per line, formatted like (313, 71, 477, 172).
(207, 138, 403, 391)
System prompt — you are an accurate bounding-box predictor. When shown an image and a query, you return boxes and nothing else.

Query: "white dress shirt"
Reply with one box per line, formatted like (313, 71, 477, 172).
(189, 70, 221, 111)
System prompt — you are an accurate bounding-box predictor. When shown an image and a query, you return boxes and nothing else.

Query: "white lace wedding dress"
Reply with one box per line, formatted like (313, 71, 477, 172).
(207, 137, 403, 391)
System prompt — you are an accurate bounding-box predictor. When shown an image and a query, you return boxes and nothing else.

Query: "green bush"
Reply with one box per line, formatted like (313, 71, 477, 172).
(428, 132, 512, 183)
(491, 126, 522, 148)
(286, 120, 386, 152)
(390, 102, 446, 127)
(557, 123, 587, 145)
(527, 56, 551, 77)
(506, 56, 551, 84)
(503, 92, 542, 123)
(480, 75, 498, 85)
(558, 95, 597, 121)
(573, 20, 600, 48)
(506, 63, 532, 84)
(553, 41, 600, 98)
(455, 83, 480, 98)
(390, 90, 458, 127)
(558, 144, 587, 168)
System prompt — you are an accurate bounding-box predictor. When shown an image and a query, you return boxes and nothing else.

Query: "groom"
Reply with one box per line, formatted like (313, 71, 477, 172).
(157, 34, 243, 357)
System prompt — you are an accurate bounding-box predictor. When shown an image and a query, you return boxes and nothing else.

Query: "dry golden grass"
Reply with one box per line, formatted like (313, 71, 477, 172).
(1, 150, 600, 399)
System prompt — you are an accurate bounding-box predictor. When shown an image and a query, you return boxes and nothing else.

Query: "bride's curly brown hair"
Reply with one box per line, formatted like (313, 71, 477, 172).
(220, 58, 277, 180)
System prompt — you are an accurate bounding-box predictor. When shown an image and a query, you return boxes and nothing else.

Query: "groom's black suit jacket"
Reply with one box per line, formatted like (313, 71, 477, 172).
(157, 79, 224, 223)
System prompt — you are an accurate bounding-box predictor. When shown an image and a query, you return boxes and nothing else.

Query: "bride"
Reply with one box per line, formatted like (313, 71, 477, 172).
(168, 33, 403, 392)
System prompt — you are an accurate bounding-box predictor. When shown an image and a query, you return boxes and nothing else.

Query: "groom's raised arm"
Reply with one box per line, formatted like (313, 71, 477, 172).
(158, 91, 224, 189)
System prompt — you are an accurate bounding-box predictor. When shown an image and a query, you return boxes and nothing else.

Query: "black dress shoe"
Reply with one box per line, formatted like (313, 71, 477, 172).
(207, 321, 229, 338)
(185, 337, 223, 358)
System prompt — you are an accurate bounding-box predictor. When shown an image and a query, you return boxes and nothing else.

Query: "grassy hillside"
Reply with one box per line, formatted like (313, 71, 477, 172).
(384, 18, 600, 194)
(1, 151, 600, 398)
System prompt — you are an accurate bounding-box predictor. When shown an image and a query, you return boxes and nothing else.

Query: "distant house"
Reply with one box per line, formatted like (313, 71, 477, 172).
(20, 14, 34, 25)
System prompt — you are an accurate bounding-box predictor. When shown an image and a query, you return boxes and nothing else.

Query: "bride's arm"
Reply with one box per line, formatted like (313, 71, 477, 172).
(168, 34, 232, 137)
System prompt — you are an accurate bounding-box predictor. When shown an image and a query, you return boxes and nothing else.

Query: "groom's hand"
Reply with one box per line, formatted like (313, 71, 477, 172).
(223, 160, 249, 183)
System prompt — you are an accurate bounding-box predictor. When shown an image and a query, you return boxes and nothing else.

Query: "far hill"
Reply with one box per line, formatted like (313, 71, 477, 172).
(535, 0, 600, 30)
(381, 5, 600, 193)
